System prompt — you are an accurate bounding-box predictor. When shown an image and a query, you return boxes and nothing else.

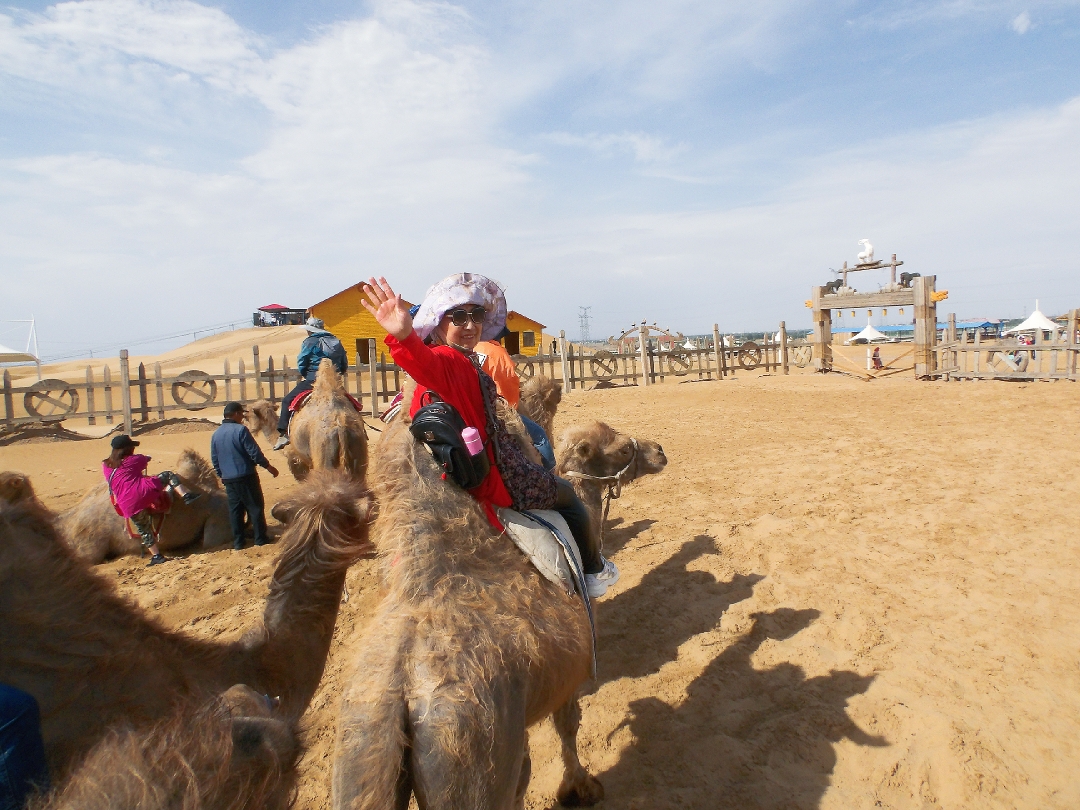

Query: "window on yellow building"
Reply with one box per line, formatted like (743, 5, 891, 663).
(522, 331, 535, 348)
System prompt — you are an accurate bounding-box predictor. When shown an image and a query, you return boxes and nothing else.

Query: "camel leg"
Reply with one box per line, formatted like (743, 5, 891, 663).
(513, 732, 532, 810)
(552, 697, 603, 807)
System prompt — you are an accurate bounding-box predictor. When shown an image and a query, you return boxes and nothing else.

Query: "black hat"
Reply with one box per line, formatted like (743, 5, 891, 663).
(111, 434, 139, 450)
(223, 401, 245, 418)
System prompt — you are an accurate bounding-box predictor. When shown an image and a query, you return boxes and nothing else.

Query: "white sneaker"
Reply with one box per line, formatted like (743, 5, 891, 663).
(585, 557, 620, 598)
(272, 435, 290, 451)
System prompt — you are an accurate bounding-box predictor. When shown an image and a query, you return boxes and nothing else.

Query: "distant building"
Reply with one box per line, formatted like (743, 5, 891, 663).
(254, 303, 307, 327)
(309, 285, 547, 361)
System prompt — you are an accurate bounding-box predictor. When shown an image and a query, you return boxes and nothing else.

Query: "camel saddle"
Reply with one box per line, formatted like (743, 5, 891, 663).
(499, 507, 597, 677)
(288, 388, 364, 414)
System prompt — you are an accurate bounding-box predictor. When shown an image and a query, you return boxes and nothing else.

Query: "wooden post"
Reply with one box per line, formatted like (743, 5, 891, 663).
(380, 352, 389, 401)
(238, 359, 247, 402)
(224, 359, 232, 402)
(811, 285, 833, 372)
(136, 363, 149, 422)
(281, 356, 290, 396)
(253, 345, 263, 399)
(86, 367, 97, 425)
(947, 312, 957, 344)
(779, 321, 789, 375)
(154, 363, 165, 420)
(267, 356, 276, 404)
(119, 350, 133, 436)
(559, 331, 571, 392)
(1068, 309, 1078, 380)
(368, 339, 379, 418)
(973, 329, 981, 374)
(103, 365, 114, 424)
(353, 352, 363, 397)
(635, 324, 648, 387)
(567, 343, 575, 391)
(2, 370, 12, 428)
(958, 329, 969, 377)
(1049, 329, 1059, 376)
(1035, 326, 1045, 375)
(913, 275, 937, 378)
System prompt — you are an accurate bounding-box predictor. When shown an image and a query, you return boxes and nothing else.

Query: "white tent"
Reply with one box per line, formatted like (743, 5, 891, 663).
(0, 342, 37, 363)
(1004, 306, 1061, 335)
(847, 323, 888, 344)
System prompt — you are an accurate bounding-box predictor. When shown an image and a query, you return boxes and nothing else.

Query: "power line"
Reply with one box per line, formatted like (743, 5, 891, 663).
(578, 306, 592, 343)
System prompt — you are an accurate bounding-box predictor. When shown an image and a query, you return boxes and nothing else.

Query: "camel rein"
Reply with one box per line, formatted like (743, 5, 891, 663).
(561, 438, 639, 550)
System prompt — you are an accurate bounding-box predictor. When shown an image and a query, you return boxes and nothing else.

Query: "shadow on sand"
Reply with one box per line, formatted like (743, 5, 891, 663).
(600, 517, 656, 556)
(594, 606, 886, 809)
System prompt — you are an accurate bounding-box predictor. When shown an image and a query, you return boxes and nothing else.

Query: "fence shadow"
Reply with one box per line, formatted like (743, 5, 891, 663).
(593, 535, 763, 689)
(593, 607, 887, 809)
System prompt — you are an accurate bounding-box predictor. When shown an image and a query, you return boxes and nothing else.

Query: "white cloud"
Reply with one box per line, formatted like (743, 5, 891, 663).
(1011, 10, 1033, 32)
(542, 131, 685, 163)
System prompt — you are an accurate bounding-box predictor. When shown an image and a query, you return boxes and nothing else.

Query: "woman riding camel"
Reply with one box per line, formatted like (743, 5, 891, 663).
(102, 435, 200, 566)
(362, 273, 619, 597)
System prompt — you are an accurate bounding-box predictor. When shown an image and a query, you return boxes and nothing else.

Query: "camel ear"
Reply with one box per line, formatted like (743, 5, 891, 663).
(575, 441, 591, 458)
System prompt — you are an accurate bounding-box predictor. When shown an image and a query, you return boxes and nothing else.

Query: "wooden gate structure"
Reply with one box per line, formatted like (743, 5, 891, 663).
(811, 259, 941, 378)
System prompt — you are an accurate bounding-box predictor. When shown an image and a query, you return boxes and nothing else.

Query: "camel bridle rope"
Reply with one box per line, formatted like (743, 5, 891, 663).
(561, 438, 639, 551)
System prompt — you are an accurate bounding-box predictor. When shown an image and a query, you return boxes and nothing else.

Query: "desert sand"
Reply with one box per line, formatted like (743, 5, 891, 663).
(2, 368, 1078, 809)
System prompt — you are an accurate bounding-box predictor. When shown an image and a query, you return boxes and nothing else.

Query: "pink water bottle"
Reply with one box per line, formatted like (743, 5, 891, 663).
(462, 427, 484, 456)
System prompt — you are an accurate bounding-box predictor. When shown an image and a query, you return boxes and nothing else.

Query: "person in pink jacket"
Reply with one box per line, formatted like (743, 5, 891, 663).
(101, 434, 200, 566)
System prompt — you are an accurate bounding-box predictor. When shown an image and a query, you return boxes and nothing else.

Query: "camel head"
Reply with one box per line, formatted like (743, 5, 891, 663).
(0, 471, 38, 509)
(244, 399, 279, 442)
(555, 421, 667, 483)
(519, 375, 562, 437)
(176, 448, 220, 492)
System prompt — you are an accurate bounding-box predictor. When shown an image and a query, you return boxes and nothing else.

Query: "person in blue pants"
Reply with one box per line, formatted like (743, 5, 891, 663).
(0, 684, 48, 810)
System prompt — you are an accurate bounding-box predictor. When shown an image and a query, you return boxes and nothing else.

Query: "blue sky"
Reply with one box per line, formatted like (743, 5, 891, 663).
(2, 0, 1079, 358)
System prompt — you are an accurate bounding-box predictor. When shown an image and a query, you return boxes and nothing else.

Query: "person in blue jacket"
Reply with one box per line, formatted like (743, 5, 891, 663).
(274, 317, 348, 450)
(212, 402, 279, 550)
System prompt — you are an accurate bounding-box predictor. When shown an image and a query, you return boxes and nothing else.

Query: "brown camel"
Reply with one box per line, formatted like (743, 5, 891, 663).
(243, 398, 279, 443)
(284, 358, 367, 482)
(331, 399, 666, 809)
(0, 470, 39, 507)
(33, 685, 300, 810)
(555, 421, 668, 538)
(58, 448, 234, 563)
(518, 374, 562, 439)
(0, 469, 373, 780)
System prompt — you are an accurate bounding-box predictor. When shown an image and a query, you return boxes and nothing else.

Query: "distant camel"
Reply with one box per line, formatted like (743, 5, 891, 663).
(244, 399, 279, 443)
(518, 374, 562, 439)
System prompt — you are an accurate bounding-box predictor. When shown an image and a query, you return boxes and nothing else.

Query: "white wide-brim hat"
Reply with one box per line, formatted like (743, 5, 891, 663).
(412, 273, 507, 342)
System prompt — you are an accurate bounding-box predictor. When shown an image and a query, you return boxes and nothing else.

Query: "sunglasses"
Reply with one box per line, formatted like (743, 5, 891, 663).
(446, 307, 487, 327)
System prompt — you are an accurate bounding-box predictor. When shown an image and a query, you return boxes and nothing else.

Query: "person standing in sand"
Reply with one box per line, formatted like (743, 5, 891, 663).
(212, 401, 279, 550)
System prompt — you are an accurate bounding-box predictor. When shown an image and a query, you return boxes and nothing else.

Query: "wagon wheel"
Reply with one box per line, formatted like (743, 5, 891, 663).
(23, 379, 80, 420)
(171, 370, 217, 411)
(667, 349, 690, 376)
(791, 345, 813, 368)
(513, 356, 535, 380)
(737, 341, 762, 370)
(590, 350, 618, 381)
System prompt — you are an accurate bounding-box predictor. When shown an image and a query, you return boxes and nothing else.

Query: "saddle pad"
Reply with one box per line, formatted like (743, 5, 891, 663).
(498, 508, 582, 595)
(289, 388, 364, 413)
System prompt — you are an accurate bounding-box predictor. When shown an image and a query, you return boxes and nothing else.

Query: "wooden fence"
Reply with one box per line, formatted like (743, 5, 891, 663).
(934, 331, 1080, 381)
(2, 326, 805, 434)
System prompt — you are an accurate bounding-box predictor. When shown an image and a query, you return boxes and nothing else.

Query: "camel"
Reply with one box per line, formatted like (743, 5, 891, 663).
(0, 470, 39, 507)
(284, 358, 367, 482)
(518, 374, 562, 440)
(0, 468, 373, 780)
(58, 448, 233, 563)
(33, 685, 300, 810)
(331, 398, 667, 809)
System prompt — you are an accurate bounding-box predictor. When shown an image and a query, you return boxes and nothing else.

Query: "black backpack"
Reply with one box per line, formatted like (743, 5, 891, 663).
(409, 392, 490, 490)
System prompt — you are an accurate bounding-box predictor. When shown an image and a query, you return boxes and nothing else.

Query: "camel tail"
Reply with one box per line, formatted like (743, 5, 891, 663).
(332, 618, 412, 808)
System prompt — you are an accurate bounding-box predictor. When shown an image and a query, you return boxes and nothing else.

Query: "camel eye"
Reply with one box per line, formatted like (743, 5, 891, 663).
(657, 445, 664, 455)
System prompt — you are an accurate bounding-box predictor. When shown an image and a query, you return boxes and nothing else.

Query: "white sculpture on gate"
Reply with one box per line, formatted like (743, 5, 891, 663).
(857, 239, 874, 265)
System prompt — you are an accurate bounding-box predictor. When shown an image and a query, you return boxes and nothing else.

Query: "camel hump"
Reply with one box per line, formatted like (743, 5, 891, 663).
(313, 357, 345, 398)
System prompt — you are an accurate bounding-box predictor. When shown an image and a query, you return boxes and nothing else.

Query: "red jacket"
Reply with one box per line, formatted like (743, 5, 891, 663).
(385, 331, 511, 527)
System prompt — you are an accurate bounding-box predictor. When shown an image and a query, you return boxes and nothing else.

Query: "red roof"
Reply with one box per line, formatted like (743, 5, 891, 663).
(258, 304, 290, 311)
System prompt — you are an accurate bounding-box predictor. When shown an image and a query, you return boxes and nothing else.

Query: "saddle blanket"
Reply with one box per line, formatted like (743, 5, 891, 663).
(289, 388, 364, 413)
(498, 508, 583, 595)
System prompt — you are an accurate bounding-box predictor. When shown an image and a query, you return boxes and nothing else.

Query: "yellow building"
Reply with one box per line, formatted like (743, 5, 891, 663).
(310, 286, 548, 360)
(500, 311, 546, 357)
(308, 284, 413, 363)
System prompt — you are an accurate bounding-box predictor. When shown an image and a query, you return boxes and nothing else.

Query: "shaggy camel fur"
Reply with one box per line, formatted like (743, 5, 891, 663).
(0, 470, 39, 507)
(243, 399, 279, 443)
(333, 392, 610, 810)
(33, 685, 300, 810)
(0, 469, 373, 780)
(518, 375, 562, 440)
(284, 359, 367, 482)
(556, 421, 668, 534)
(59, 448, 233, 563)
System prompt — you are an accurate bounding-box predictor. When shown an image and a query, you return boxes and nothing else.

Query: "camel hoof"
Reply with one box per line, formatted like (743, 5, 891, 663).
(557, 772, 604, 806)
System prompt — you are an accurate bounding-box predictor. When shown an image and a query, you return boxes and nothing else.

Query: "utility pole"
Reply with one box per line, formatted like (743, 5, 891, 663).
(578, 306, 592, 344)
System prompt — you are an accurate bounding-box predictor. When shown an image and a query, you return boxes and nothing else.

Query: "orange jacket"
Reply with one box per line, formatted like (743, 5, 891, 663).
(475, 340, 520, 408)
